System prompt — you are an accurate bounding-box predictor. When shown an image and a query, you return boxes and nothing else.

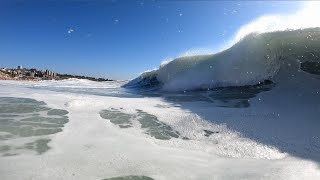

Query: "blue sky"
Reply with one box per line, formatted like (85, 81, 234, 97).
(0, 0, 302, 79)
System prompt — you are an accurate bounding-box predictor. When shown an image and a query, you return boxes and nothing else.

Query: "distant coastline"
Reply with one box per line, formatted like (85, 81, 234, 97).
(57, 74, 113, 82)
(0, 66, 113, 82)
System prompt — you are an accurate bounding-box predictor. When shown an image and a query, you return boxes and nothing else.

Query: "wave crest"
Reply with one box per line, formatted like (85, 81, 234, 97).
(125, 28, 320, 91)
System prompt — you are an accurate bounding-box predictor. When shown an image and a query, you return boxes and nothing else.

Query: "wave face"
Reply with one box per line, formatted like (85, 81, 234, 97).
(124, 28, 320, 91)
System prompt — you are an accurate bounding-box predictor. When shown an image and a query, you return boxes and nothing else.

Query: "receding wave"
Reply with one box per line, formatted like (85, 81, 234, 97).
(124, 28, 320, 91)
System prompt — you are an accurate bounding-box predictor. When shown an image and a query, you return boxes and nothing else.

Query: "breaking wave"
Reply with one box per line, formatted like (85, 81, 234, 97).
(124, 2, 320, 91)
(124, 28, 320, 91)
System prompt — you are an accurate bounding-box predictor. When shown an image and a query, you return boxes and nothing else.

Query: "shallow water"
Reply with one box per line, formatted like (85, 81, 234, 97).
(104, 176, 154, 180)
(100, 109, 181, 140)
(0, 97, 69, 156)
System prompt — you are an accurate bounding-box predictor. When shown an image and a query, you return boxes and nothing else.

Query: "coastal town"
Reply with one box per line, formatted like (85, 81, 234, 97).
(0, 66, 112, 82)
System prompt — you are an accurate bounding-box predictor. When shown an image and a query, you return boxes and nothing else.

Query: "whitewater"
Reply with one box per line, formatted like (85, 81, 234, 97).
(125, 27, 320, 91)
(1, 2, 320, 180)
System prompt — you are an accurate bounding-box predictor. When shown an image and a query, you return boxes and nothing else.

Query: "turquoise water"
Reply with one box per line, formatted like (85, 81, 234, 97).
(100, 109, 181, 140)
(0, 97, 69, 156)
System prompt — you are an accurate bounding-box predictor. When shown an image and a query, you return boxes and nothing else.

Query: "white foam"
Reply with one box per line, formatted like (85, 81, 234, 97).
(1, 80, 320, 179)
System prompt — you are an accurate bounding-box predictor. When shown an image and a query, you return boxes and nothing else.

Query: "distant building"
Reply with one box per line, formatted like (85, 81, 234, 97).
(44, 69, 56, 78)
(17, 66, 22, 70)
(44, 69, 56, 79)
(25, 72, 35, 78)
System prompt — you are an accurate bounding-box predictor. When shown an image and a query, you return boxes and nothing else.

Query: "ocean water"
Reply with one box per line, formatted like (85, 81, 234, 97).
(1, 67, 320, 180)
(2, 6, 320, 179)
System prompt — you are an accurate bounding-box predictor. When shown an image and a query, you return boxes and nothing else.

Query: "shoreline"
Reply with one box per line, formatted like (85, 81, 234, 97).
(1, 68, 113, 82)
(0, 77, 40, 81)
(0, 77, 112, 82)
